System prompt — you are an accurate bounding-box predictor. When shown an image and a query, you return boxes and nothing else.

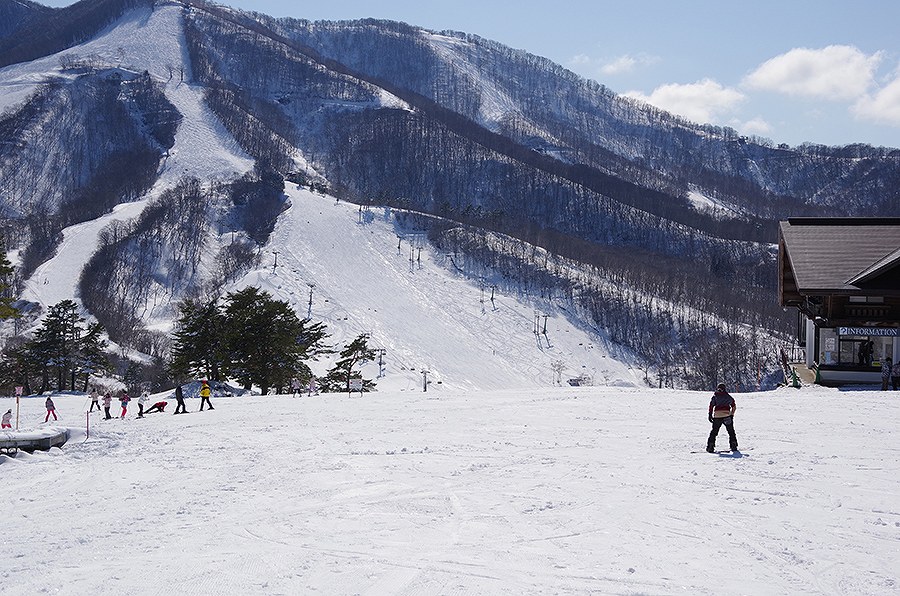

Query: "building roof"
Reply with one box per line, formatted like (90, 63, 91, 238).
(780, 218, 900, 294)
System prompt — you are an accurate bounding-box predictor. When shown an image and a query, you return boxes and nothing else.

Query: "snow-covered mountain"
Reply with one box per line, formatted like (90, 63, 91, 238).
(1, 0, 896, 390)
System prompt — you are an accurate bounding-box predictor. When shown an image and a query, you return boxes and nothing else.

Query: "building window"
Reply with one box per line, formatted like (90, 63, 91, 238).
(848, 296, 884, 303)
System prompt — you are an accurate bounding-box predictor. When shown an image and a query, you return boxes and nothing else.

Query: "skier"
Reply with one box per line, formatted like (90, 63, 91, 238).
(144, 401, 168, 414)
(291, 378, 301, 398)
(137, 390, 149, 418)
(89, 388, 101, 412)
(44, 396, 58, 422)
(2, 409, 11, 429)
(173, 384, 187, 414)
(119, 391, 131, 419)
(103, 392, 113, 420)
(199, 380, 214, 411)
(706, 383, 738, 453)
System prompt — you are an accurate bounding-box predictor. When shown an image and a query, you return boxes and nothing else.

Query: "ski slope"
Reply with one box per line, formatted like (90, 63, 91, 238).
(0, 5, 254, 185)
(2, 384, 898, 595)
(12, 5, 253, 326)
(232, 187, 641, 392)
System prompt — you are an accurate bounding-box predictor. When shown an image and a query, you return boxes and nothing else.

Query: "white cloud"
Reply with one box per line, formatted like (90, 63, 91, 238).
(743, 45, 882, 101)
(852, 74, 900, 126)
(570, 54, 591, 66)
(601, 55, 638, 75)
(599, 53, 658, 75)
(735, 117, 773, 136)
(624, 79, 745, 124)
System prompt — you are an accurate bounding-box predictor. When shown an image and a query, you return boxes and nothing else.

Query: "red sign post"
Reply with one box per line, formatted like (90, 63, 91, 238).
(14, 386, 23, 430)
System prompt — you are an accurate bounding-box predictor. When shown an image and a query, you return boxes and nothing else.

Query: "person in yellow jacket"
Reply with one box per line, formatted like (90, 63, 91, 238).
(199, 380, 214, 411)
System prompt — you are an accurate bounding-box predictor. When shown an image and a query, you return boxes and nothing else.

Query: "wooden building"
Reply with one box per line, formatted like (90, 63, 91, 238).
(779, 218, 900, 385)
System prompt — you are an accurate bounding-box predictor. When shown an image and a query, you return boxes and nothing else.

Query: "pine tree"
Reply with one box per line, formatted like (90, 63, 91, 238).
(24, 300, 110, 391)
(0, 339, 38, 395)
(221, 287, 329, 395)
(32, 300, 82, 391)
(169, 298, 226, 382)
(322, 334, 376, 393)
(122, 359, 142, 394)
(73, 322, 111, 391)
(0, 242, 19, 322)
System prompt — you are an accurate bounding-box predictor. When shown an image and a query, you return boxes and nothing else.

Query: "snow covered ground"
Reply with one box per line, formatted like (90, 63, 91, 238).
(2, 384, 898, 595)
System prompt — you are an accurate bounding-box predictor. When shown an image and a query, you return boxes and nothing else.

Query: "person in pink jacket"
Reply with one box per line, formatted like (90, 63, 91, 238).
(44, 397, 58, 422)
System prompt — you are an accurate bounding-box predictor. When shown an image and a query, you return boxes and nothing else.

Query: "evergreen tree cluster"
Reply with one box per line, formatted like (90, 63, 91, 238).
(169, 287, 375, 395)
(0, 299, 111, 395)
(0, 241, 17, 321)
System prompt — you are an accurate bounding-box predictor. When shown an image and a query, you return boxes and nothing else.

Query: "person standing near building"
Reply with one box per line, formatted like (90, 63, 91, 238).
(199, 380, 214, 411)
(102, 392, 113, 419)
(89, 388, 101, 412)
(706, 383, 738, 453)
(882, 358, 893, 391)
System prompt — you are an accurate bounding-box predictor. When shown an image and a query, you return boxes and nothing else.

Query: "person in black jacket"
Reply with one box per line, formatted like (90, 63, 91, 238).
(706, 383, 738, 453)
(173, 384, 188, 414)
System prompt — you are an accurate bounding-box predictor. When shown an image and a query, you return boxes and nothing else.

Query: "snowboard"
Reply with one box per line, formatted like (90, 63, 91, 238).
(692, 448, 750, 455)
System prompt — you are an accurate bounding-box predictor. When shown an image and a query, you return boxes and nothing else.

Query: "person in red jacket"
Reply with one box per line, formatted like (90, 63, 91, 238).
(143, 401, 168, 414)
(707, 383, 738, 453)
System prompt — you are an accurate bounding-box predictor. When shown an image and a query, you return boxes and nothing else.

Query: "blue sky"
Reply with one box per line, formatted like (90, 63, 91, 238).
(44, 0, 900, 148)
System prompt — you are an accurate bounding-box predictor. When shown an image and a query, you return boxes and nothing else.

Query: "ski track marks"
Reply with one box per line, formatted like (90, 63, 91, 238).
(239, 188, 640, 393)
(3, 385, 899, 594)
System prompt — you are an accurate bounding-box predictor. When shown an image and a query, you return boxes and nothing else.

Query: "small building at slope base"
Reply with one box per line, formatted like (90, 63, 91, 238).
(779, 218, 900, 386)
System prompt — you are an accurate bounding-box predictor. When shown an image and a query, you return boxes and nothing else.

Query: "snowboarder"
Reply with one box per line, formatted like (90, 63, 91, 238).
(103, 392, 113, 420)
(144, 401, 168, 414)
(2, 409, 11, 429)
(137, 390, 149, 418)
(707, 383, 738, 453)
(89, 388, 101, 412)
(44, 396, 58, 422)
(173, 384, 187, 414)
(199, 380, 214, 411)
(119, 391, 130, 419)
(882, 358, 893, 391)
